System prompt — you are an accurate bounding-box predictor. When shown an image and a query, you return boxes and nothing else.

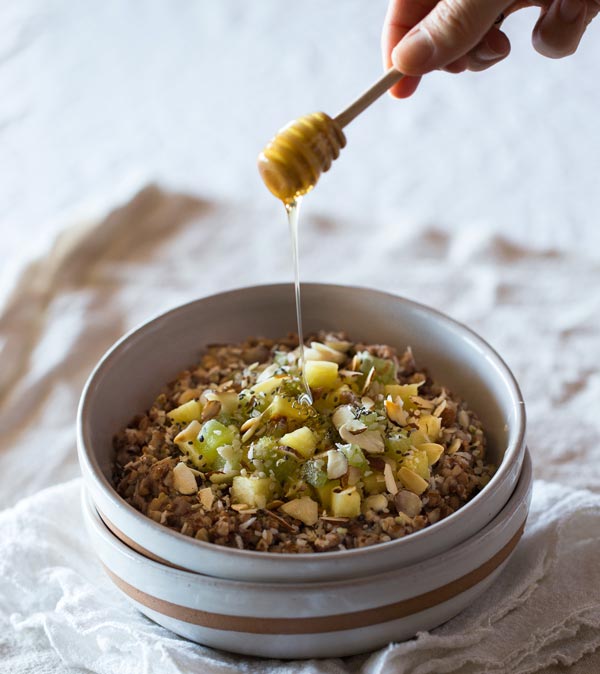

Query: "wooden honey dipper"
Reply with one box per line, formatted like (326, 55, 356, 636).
(258, 68, 404, 204)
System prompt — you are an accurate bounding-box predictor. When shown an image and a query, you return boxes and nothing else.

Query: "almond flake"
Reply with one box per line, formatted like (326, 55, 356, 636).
(384, 463, 399, 495)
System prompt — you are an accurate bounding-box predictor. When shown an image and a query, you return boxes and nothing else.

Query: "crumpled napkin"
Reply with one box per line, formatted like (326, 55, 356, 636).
(0, 478, 599, 674)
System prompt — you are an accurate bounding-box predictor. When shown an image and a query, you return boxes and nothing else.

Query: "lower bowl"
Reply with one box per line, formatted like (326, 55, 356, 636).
(83, 449, 532, 659)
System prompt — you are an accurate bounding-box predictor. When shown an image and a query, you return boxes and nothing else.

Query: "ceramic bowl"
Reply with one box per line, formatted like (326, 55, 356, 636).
(78, 283, 526, 582)
(83, 449, 532, 659)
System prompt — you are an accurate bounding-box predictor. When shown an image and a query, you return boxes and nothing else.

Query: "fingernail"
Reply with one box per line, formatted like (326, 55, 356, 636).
(559, 0, 584, 23)
(392, 27, 435, 71)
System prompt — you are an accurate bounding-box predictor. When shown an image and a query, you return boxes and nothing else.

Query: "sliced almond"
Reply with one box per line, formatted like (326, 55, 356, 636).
(361, 396, 375, 409)
(384, 395, 408, 426)
(340, 423, 385, 454)
(324, 338, 353, 352)
(394, 489, 422, 517)
(420, 442, 445, 465)
(397, 467, 429, 495)
(332, 405, 355, 430)
(448, 438, 462, 455)
(172, 462, 198, 495)
(361, 365, 376, 394)
(198, 487, 215, 510)
(309, 342, 346, 364)
(384, 463, 399, 495)
(326, 450, 349, 480)
(174, 420, 201, 444)
(433, 399, 447, 418)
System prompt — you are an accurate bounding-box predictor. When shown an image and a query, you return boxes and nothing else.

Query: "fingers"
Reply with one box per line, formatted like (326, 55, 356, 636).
(467, 26, 511, 71)
(382, 0, 436, 97)
(388, 0, 513, 75)
(532, 0, 587, 57)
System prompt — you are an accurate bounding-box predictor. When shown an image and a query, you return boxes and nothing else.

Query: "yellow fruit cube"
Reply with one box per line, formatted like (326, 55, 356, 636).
(280, 426, 317, 459)
(168, 400, 202, 423)
(231, 476, 276, 509)
(268, 395, 311, 421)
(418, 414, 442, 439)
(305, 361, 339, 389)
(331, 487, 361, 518)
(384, 384, 420, 410)
(314, 480, 340, 509)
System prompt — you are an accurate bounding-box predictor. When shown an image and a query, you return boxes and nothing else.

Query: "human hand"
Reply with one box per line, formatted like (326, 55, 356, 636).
(382, 0, 599, 98)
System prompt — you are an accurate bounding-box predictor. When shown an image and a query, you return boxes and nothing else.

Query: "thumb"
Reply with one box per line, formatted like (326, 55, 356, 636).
(391, 0, 512, 75)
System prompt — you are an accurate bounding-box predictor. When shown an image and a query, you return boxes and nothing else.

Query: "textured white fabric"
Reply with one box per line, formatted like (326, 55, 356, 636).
(1, 188, 600, 673)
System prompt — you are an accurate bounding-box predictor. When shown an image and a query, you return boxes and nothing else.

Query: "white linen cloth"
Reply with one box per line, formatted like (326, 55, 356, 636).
(1, 187, 600, 673)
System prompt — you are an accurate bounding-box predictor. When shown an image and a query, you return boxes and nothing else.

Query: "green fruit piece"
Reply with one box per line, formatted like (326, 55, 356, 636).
(385, 434, 412, 458)
(401, 448, 430, 480)
(362, 472, 387, 494)
(336, 443, 368, 471)
(301, 459, 328, 488)
(358, 352, 397, 385)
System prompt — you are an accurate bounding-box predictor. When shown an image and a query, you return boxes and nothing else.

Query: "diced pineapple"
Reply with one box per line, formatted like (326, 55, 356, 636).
(280, 496, 319, 525)
(331, 487, 361, 518)
(268, 395, 312, 421)
(231, 475, 276, 509)
(314, 480, 340, 509)
(384, 384, 420, 410)
(401, 448, 430, 480)
(397, 467, 429, 495)
(280, 426, 317, 459)
(305, 360, 339, 389)
(168, 400, 202, 423)
(418, 414, 442, 440)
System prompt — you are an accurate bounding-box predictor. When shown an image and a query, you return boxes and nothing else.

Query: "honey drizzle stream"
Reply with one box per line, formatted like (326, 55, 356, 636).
(285, 198, 313, 405)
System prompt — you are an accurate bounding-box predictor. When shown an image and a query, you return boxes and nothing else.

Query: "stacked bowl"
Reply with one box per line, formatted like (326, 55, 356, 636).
(77, 284, 530, 658)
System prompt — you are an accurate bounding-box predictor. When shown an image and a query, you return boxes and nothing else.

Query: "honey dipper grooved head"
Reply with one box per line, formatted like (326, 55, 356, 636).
(257, 112, 347, 204)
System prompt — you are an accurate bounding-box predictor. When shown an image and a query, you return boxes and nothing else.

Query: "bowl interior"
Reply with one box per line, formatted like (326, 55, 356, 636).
(80, 283, 524, 506)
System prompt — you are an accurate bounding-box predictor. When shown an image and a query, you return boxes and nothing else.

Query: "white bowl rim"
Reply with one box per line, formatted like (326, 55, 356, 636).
(77, 282, 527, 563)
(83, 450, 532, 593)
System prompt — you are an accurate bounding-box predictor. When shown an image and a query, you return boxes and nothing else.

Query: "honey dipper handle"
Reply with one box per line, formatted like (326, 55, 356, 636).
(334, 67, 404, 129)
